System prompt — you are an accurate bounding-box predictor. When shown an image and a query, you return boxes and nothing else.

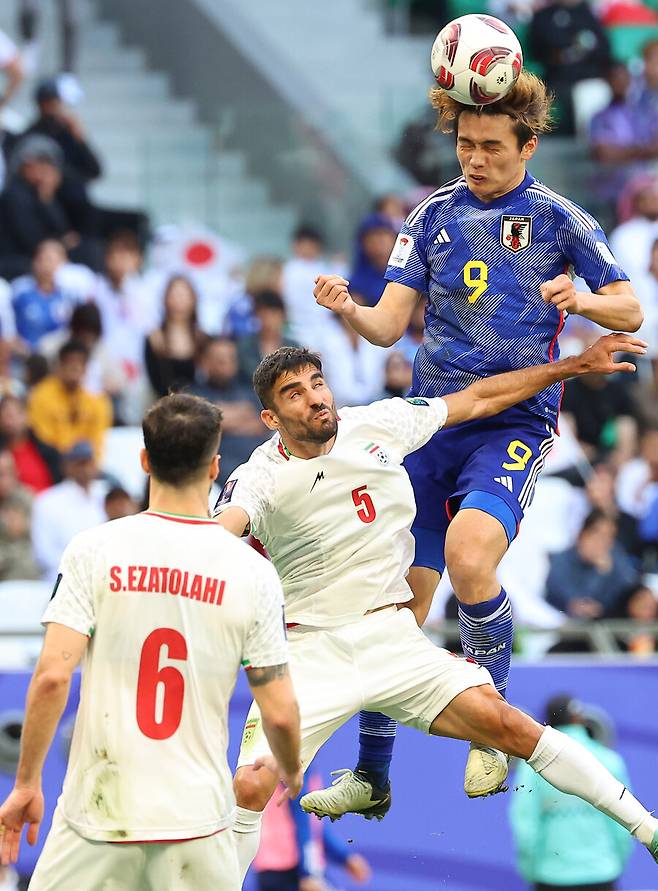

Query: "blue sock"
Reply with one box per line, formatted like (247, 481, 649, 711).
(457, 588, 513, 697)
(356, 711, 397, 788)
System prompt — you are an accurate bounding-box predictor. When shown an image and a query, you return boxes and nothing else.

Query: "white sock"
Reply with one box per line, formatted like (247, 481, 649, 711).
(528, 726, 658, 846)
(232, 806, 263, 883)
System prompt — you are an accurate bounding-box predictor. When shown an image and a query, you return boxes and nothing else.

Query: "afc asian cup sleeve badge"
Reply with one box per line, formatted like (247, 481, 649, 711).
(500, 215, 532, 253)
(388, 233, 415, 268)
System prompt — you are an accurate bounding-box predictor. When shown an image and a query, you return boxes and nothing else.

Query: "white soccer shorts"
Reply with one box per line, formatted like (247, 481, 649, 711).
(28, 806, 240, 891)
(237, 605, 493, 768)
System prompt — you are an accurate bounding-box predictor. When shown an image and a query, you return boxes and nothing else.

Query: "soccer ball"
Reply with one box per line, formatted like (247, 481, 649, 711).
(431, 14, 523, 106)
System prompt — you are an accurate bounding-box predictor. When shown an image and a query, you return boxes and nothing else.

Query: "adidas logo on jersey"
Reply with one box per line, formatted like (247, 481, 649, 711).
(433, 228, 451, 245)
(494, 475, 513, 492)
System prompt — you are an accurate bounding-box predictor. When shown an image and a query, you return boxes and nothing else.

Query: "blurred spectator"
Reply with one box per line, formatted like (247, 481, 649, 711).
(510, 694, 632, 890)
(23, 78, 101, 185)
(18, 0, 80, 90)
(0, 135, 100, 279)
(190, 337, 267, 482)
(318, 308, 390, 408)
(528, 0, 611, 135)
(589, 62, 658, 204)
(237, 290, 298, 385)
(225, 257, 283, 338)
(31, 439, 105, 581)
(0, 393, 60, 492)
(374, 193, 406, 230)
(40, 302, 128, 400)
(349, 214, 397, 306)
(0, 338, 24, 400)
(623, 237, 658, 388)
(104, 485, 138, 521)
(0, 29, 23, 191)
(254, 774, 371, 891)
(93, 232, 157, 418)
(378, 350, 413, 399)
(561, 367, 638, 467)
(145, 274, 207, 398)
(282, 225, 336, 350)
(395, 106, 445, 186)
(615, 427, 658, 522)
(0, 447, 39, 581)
(610, 175, 658, 282)
(11, 239, 76, 350)
(612, 584, 658, 654)
(545, 508, 640, 618)
(27, 339, 112, 461)
(633, 38, 658, 120)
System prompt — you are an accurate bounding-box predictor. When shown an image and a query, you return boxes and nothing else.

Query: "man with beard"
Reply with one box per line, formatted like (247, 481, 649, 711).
(214, 342, 658, 884)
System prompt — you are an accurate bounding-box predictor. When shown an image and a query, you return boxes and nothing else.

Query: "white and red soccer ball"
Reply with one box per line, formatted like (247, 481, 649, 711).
(431, 14, 523, 106)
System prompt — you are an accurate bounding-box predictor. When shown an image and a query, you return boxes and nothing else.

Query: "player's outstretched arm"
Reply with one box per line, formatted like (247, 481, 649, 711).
(541, 276, 643, 333)
(0, 623, 87, 865)
(442, 333, 647, 428)
(313, 275, 419, 347)
(248, 664, 303, 798)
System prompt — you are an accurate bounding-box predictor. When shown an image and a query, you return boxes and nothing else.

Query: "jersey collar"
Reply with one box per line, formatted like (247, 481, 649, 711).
(464, 171, 535, 209)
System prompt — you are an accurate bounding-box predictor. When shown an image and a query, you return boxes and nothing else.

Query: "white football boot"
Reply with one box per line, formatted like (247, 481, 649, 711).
(464, 742, 510, 798)
(300, 768, 391, 821)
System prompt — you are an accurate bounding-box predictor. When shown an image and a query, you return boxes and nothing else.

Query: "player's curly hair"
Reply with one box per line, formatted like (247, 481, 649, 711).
(430, 70, 554, 147)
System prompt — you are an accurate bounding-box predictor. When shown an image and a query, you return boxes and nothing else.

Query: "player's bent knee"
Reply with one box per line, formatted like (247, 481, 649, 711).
(233, 765, 276, 812)
(444, 542, 496, 603)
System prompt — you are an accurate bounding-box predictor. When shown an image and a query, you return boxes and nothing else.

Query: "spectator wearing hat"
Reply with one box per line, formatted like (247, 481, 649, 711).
(31, 439, 105, 582)
(348, 213, 398, 307)
(27, 339, 111, 461)
(510, 694, 632, 890)
(0, 134, 102, 278)
(23, 78, 101, 185)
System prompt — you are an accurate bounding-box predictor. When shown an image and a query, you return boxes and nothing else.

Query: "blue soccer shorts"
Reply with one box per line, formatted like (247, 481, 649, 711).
(405, 406, 554, 574)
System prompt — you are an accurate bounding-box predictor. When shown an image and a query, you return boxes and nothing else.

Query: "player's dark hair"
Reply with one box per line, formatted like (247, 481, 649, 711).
(253, 347, 323, 410)
(142, 393, 222, 485)
(58, 339, 89, 362)
(430, 70, 554, 148)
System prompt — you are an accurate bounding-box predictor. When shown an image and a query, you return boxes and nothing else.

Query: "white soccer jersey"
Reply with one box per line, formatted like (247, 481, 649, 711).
(42, 511, 287, 843)
(215, 397, 448, 627)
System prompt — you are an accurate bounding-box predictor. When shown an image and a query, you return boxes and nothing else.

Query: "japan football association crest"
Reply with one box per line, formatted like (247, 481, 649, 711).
(500, 215, 532, 253)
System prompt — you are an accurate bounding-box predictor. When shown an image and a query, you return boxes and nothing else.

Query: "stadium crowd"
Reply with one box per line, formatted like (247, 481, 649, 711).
(0, 7, 657, 658)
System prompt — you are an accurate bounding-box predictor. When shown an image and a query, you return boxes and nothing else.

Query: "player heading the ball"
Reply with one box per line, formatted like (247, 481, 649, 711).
(313, 60, 643, 806)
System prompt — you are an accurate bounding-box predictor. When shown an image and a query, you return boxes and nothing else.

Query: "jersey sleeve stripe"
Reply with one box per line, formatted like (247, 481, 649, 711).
(530, 184, 596, 231)
(405, 177, 465, 225)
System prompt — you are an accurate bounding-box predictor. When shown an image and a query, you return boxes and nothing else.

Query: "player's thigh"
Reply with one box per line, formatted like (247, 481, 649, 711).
(28, 807, 144, 891)
(145, 828, 239, 891)
(237, 628, 361, 771)
(404, 431, 459, 574)
(444, 507, 509, 583)
(429, 685, 542, 759)
(361, 607, 494, 733)
(449, 416, 554, 543)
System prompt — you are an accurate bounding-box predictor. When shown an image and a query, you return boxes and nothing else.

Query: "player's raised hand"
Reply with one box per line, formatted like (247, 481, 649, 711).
(0, 786, 43, 866)
(314, 274, 357, 318)
(578, 333, 647, 375)
(540, 273, 580, 313)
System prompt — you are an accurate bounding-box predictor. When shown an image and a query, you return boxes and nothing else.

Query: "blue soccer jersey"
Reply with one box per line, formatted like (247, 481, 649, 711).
(385, 172, 628, 427)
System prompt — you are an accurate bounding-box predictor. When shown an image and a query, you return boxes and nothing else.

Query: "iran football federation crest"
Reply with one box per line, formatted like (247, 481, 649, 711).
(500, 215, 532, 253)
